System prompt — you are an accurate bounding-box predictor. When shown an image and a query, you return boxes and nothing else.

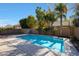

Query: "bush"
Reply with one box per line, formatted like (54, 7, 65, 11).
(19, 16, 36, 29)
(0, 27, 15, 33)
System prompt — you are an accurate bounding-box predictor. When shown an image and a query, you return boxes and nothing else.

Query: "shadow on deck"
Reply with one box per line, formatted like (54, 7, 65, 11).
(70, 37, 79, 52)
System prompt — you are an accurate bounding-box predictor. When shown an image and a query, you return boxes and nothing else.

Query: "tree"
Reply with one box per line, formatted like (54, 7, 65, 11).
(45, 8, 57, 27)
(19, 15, 36, 29)
(26, 16, 36, 28)
(36, 7, 46, 21)
(36, 7, 47, 30)
(55, 3, 67, 26)
(19, 18, 28, 28)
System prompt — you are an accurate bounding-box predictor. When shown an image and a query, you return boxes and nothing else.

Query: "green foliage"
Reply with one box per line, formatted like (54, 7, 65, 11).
(36, 7, 57, 31)
(55, 3, 67, 26)
(55, 3, 67, 13)
(38, 20, 47, 29)
(26, 16, 36, 28)
(36, 7, 47, 31)
(73, 18, 79, 27)
(19, 15, 36, 29)
(45, 11, 57, 27)
(36, 7, 46, 21)
(0, 27, 15, 32)
(19, 18, 28, 28)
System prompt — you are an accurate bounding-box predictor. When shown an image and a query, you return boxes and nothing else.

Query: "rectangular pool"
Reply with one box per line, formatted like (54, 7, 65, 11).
(17, 34, 64, 53)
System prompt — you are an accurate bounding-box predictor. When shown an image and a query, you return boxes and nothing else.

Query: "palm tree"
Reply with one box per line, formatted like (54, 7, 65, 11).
(54, 3, 67, 35)
(55, 3, 67, 26)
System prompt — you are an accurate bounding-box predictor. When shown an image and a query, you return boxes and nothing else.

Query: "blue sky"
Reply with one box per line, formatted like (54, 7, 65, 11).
(0, 3, 75, 26)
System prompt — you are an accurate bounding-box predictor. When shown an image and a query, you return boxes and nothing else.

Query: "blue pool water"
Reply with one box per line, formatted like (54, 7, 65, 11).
(17, 34, 64, 53)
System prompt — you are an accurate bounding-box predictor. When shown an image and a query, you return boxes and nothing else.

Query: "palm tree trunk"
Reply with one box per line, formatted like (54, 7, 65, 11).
(60, 13, 63, 36)
(60, 13, 63, 26)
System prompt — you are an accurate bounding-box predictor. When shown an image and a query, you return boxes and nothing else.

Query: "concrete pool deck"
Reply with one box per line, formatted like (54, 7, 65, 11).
(0, 35, 79, 56)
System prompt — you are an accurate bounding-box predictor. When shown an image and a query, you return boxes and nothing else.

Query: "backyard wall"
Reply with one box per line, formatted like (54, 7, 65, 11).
(74, 27, 79, 39)
(0, 27, 79, 39)
(53, 26, 71, 37)
(0, 29, 24, 35)
(59, 27, 71, 37)
(0, 29, 38, 35)
(54, 27, 79, 39)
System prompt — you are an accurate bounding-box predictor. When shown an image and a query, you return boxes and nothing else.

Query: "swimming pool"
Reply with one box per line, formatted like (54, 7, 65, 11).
(17, 34, 64, 53)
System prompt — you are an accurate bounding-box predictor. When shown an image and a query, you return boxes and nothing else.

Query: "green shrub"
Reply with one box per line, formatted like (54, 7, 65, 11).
(0, 27, 16, 33)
